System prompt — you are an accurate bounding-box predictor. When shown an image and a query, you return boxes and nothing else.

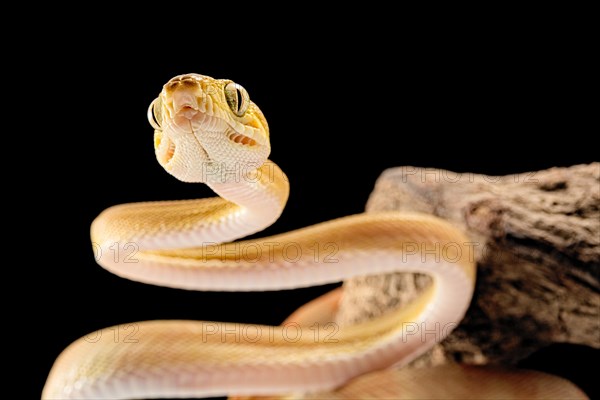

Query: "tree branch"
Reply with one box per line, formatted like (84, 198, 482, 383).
(336, 163, 600, 366)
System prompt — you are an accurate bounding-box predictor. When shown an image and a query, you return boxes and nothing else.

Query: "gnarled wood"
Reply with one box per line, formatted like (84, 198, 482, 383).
(336, 163, 600, 366)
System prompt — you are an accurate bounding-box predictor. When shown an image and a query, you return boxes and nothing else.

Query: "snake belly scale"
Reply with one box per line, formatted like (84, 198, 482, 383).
(42, 73, 475, 399)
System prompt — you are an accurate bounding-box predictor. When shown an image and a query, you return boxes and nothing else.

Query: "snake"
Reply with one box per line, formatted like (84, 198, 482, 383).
(41, 73, 586, 399)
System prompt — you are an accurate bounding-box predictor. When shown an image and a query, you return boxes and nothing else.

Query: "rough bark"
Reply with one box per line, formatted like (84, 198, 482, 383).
(336, 163, 600, 367)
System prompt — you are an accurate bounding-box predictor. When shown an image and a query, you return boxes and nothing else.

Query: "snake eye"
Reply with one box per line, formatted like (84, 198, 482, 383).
(147, 98, 162, 130)
(224, 82, 249, 117)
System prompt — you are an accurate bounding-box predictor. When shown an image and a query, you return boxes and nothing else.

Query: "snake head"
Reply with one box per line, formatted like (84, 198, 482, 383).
(148, 73, 271, 183)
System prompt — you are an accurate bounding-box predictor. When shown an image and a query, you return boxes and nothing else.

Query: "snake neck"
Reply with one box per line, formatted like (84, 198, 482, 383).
(205, 159, 290, 240)
(90, 160, 289, 253)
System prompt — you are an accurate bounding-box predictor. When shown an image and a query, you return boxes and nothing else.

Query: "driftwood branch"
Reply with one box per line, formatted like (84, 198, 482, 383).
(336, 163, 600, 367)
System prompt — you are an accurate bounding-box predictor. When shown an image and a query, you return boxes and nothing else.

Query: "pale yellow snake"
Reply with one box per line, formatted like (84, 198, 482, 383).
(42, 73, 585, 399)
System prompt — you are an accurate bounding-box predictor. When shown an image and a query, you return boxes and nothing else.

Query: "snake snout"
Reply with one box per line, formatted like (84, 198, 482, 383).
(173, 92, 200, 119)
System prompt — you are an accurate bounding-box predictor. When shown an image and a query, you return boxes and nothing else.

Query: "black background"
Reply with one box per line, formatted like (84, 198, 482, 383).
(25, 20, 597, 400)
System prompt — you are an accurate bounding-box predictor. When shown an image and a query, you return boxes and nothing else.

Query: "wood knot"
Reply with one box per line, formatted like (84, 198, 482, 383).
(465, 199, 506, 239)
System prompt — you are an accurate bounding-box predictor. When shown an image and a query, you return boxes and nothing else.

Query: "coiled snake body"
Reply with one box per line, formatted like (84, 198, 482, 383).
(43, 74, 577, 399)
